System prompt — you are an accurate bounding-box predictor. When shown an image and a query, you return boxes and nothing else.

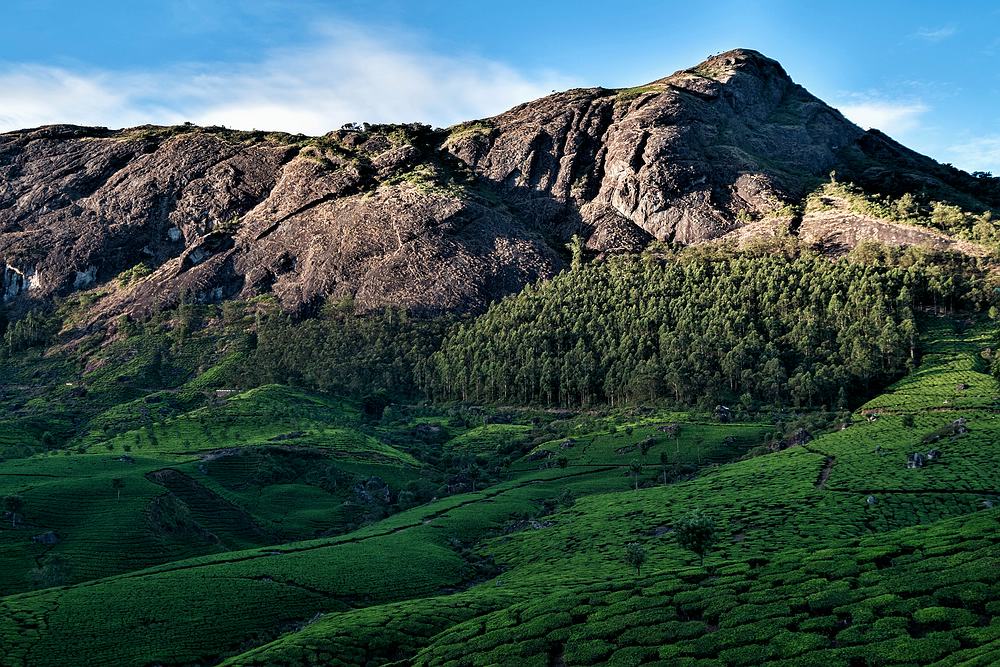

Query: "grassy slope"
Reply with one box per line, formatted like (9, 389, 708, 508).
(0, 317, 997, 666)
(227, 317, 1000, 666)
(0, 384, 424, 596)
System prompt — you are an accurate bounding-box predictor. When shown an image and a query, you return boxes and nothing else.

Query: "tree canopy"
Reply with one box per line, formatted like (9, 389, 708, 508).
(423, 246, 985, 409)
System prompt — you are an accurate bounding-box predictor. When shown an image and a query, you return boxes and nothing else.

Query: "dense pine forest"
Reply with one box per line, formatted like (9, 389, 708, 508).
(239, 243, 993, 412)
(245, 303, 451, 401)
(3, 241, 993, 420)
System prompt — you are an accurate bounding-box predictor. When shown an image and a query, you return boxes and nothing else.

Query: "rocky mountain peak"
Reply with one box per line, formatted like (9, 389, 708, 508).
(445, 47, 861, 249)
(680, 48, 789, 81)
(0, 51, 995, 322)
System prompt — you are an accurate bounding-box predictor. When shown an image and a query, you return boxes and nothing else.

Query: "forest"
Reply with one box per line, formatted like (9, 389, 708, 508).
(229, 243, 998, 412)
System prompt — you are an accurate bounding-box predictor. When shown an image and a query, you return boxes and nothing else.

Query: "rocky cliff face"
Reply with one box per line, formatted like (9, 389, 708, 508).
(0, 124, 559, 318)
(446, 50, 861, 248)
(0, 49, 994, 319)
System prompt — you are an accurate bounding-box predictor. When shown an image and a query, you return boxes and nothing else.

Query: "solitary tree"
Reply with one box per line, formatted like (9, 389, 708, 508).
(624, 542, 647, 576)
(659, 451, 670, 486)
(675, 510, 716, 565)
(666, 424, 681, 458)
(28, 554, 70, 589)
(566, 234, 585, 271)
(112, 478, 125, 502)
(466, 465, 482, 493)
(361, 390, 391, 420)
(895, 192, 918, 220)
(40, 431, 56, 449)
(629, 460, 643, 491)
(3, 495, 24, 527)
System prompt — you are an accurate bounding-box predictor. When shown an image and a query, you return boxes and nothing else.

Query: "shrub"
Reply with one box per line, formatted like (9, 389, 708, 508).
(913, 606, 978, 628)
(564, 639, 614, 665)
(116, 262, 153, 286)
(862, 632, 960, 663)
(807, 583, 855, 612)
(771, 630, 828, 658)
(930, 202, 969, 230)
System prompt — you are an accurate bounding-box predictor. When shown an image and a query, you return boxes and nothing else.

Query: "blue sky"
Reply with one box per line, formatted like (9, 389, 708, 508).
(1, 0, 998, 173)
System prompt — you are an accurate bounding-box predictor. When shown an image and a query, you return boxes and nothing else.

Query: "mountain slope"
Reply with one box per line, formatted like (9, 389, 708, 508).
(1, 49, 996, 321)
(447, 49, 860, 246)
(1, 317, 997, 666)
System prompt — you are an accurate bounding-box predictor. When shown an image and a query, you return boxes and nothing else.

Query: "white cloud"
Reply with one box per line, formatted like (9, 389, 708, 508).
(0, 23, 576, 134)
(912, 25, 957, 42)
(837, 99, 929, 136)
(947, 136, 1000, 175)
(0, 66, 178, 131)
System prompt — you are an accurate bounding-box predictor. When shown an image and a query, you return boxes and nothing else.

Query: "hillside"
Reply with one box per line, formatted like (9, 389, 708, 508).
(2, 47, 1000, 667)
(0, 317, 997, 665)
(1, 49, 998, 323)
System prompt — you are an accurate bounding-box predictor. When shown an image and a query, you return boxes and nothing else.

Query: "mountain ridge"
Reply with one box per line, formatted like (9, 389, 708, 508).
(0, 49, 996, 321)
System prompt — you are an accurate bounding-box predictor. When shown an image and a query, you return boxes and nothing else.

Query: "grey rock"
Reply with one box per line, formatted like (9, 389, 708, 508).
(1, 50, 995, 321)
(32, 531, 60, 545)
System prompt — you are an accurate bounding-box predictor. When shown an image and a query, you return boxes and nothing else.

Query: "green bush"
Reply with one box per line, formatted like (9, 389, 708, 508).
(564, 639, 614, 665)
(717, 642, 778, 666)
(771, 630, 828, 659)
(913, 606, 978, 628)
(807, 583, 855, 612)
(862, 632, 960, 663)
(116, 262, 153, 286)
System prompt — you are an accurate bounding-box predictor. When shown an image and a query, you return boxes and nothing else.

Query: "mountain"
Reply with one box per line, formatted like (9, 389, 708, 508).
(1, 49, 996, 321)
(3, 49, 1000, 667)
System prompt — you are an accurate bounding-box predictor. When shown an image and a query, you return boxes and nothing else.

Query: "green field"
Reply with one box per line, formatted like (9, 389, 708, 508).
(0, 315, 997, 665)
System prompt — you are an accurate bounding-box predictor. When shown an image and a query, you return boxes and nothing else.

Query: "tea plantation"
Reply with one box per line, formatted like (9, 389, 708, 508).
(0, 316, 997, 665)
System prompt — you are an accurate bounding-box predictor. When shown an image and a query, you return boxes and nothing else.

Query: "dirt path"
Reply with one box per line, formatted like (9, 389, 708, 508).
(816, 456, 835, 489)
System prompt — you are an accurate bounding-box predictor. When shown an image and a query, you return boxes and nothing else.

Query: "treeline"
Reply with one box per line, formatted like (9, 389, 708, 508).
(242, 301, 450, 398)
(419, 245, 989, 409)
(0, 308, 60, 357)
(10, 242, 979, 412)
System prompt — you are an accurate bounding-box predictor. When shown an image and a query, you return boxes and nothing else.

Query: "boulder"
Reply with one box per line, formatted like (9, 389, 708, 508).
(32, 531, 60, 545)
(787, 428, 812, 446)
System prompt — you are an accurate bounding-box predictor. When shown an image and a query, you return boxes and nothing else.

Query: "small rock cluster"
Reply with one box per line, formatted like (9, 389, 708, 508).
(907, 449, 943, 469)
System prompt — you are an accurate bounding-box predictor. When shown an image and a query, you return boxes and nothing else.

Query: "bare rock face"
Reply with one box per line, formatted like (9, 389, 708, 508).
(445, 50, 863, 248)
(0, 123, 559, 318)
(0, 49, 995, 319)
(0, 125, 295, 309)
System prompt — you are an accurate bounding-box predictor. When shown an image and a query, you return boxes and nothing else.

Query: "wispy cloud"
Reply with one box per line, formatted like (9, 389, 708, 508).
(836, 97, 929, 136)
(0, 66, 177, 131)
(912, 25, 957, 42)
(947, 136, 1000, 175)
(0, 22, 576, 134)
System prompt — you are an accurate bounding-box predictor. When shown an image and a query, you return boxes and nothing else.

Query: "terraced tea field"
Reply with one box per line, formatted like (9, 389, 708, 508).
(521, 420, 771, 469)
(411, 511, 1000, 667)
(0, 317, 997, 665)
(0, 384, 431, 594)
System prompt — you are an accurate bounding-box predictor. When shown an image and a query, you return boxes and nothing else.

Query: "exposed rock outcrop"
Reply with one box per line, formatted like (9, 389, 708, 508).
(447, 50, 860, 247)
(1, 49, 995, 320)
